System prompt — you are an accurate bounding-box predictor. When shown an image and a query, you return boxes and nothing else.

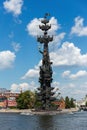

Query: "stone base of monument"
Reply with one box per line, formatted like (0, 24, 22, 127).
(31, 108, 78, 115)
(31, 109, 62, 115)
(32, 107, 60, 115)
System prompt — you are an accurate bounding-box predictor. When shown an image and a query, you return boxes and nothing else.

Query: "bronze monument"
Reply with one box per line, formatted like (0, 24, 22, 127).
(37, 14, 56, 110)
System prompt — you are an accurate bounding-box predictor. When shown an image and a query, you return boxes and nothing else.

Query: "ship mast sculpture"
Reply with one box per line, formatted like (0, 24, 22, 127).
(37, 14, 56, 110)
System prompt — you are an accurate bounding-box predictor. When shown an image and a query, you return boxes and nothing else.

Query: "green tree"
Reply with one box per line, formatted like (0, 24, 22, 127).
(70, 98, 75, 108)
(65, 96, 70, 109)
(16, 90, 35, 109)
(34, 91, 42, 109)
(85, 101, 87, 107)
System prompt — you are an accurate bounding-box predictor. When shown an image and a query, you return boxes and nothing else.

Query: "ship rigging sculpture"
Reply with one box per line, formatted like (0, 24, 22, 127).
(37, 14, 56, 110)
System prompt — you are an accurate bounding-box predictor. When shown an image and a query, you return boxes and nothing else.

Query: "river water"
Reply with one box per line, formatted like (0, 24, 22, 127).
(0, 111, 87, 130)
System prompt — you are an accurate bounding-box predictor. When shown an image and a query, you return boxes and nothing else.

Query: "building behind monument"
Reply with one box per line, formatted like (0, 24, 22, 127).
(0, 88, 19, 108)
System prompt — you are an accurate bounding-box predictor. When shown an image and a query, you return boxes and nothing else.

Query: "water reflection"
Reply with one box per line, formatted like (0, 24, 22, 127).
(37, 115, 54, 130)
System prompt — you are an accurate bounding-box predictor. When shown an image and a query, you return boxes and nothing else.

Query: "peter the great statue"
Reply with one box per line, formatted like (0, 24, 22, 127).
(37, 14, 56, 110)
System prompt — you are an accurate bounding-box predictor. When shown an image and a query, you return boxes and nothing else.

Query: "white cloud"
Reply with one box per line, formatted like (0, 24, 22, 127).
(48, 17, 60, 35)
(52, 81, 60, 90)
(84, 82, 87, 86)
(3, 0, 23, 16)
(72, 89, 87, 95)
(60, 83, 76, 95)
(11, 81, 37, 92)
(49, 33, 66, 51)
(71, 16, 87, 36)
(68, 83, 75, 88)
(22, 42, 87, 80)
(70, 70, 87, 79)
(61, 83, 75, 90)
(26, 17, 60, 37)
(81, 82, 87, 89)
(12, 42, 21, 52)
(52, 81, 60, 91)
(21, 68, 39, 79)
(62, 70, 87, 79)
(68, 82, 87, 100)
(26, 18, 43, 37)
(50, 42, 87, 67)
(63, 83, 75, 89)
(11, 83, 19, 92)
(0, 50, 16, 70)
(26, 17, 65, 49)
(62, 70, 71, 77)
(52, 82, 76, 99)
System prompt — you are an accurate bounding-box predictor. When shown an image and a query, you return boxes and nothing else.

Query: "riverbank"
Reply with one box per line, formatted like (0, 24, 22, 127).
(0, 109, 31, 113)
(31, 108, 79, 115)
(0, 108, 79, 115)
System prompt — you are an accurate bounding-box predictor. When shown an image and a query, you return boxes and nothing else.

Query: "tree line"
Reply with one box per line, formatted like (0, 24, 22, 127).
(65, 96, 75, 109)
(16, 90, 76, 109)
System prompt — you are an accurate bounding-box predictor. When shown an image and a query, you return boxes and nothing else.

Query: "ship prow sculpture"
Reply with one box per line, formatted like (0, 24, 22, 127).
(37, 14, 56, 110)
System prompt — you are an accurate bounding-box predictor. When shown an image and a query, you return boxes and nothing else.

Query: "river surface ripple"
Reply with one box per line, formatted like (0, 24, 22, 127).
(0, 111, 87, 130)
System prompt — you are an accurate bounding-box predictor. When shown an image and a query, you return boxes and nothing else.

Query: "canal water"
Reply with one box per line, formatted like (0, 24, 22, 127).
(0, 111, 87, 130)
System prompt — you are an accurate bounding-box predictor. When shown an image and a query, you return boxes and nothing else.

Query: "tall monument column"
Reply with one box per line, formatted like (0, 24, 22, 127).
(37, 14, 55, 110)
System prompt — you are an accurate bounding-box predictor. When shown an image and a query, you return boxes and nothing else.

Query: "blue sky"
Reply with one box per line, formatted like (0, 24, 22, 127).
(0, 0, 87, 100)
